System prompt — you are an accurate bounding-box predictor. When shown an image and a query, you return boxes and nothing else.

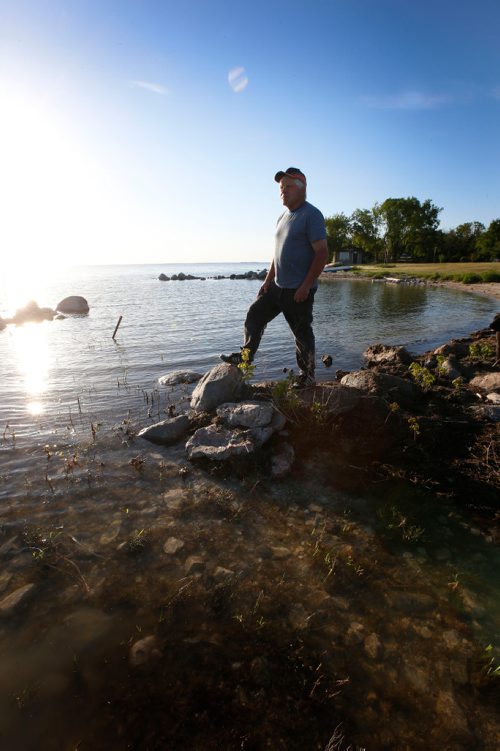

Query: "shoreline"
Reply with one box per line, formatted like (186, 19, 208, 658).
(319, 271, 500, 302)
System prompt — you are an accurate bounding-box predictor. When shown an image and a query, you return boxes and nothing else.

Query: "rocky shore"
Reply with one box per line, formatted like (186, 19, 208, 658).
(0, 319, 498, 749)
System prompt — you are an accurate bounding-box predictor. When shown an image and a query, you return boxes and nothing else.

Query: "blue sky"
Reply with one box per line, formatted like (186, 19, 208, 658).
(0, 0, 499, 266)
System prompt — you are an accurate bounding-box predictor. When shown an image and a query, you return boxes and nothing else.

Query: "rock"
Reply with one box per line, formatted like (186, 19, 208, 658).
(186, 424, 273, 461)
(434, 341, 470, 358)
(130, 635, 161, 666)
(11, 300, 55, 324)
(315, 384, 361, 416)
(56, 296, 89, 314)
(190, 363, 244, 412)
(271, 442, 295, 478)
(364, 632, 382, 659)
(216, 400, 274, 428)
(468, 405, 500, 422)
(0, 583, 35, 615)
(346, 622, 365, 645)
(137, 415, 191, 445)
(158, 273, 169, 281)
(184, 556, 205, 575)
(438, 357, 462, 380)
(363, 343, 412, 367)
(271, 546, 291, 560)
(385, 591, 435, 615)
(158, 371, 203, 386)
(469, 372, 500, 392)
(63, 608, 113, 648)
(341, 370, 415, 403)
(486, 392, 500, 404)
(321, 354, 333, 367)
(213, 566, 235, 581)
(163, 537, 185, 555)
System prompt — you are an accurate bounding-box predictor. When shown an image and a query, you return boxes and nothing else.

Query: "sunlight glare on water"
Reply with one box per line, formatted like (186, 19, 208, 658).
(12, 322, 50, 415)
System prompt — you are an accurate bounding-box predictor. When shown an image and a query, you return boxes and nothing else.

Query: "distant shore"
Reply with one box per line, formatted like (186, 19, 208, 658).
(319, 271, 500, 303)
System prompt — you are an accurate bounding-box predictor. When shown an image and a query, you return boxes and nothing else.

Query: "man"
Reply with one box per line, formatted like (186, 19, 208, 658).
(221, 167, 328, 388)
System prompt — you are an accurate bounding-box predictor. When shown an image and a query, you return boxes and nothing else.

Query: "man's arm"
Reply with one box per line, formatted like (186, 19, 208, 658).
(294, 239, 328, 302)
(259, 260, 276, 296)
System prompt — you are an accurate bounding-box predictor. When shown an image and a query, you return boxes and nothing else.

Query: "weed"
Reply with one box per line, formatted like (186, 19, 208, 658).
(237, 348, 255, 382)
(481, 645, 500, 679)
(469, 341, 495, 359)
(408, 362, 435, 390)
(436, 355, 448, 375)
(385, 401, 401, 423)
(376, 505, 425, 544)
(407, 416, 420, 440)
(452, 377, 465, 390)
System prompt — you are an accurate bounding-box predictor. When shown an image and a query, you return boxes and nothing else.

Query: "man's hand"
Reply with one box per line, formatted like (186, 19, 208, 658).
(258, 280, 271, 297)
(294, 283, 310, 303)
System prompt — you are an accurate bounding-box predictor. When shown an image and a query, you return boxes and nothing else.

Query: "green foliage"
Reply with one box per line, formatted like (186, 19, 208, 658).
(481, 644, 500, 680)
(376, 504, 425, 543)
(461, 272, 482, 284)
(480, 271, 500, 282)
(407, 416, 420, 440)
(408, 362, 435, 390)
(237, 348, 255, 382)
(469, 341, 495, 359)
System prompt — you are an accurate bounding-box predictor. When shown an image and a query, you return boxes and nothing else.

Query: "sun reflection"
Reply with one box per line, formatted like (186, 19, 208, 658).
(12, 322, 51, 414)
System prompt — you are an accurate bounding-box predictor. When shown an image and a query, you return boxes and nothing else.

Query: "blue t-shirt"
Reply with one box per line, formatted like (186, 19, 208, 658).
(274, 201, 327, 289)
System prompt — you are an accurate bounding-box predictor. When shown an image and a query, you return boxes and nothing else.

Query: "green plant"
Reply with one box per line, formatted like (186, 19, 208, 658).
(469, 341, 495, 359)
(407, 416, 420, 439)
(481, 645, 500, 679)
(376, 505, 425, 543)
(452, 377, 465, 390)
(436, 355, 448, 375)
(408, 362, 435, 390)
(237, 347, 255, 382)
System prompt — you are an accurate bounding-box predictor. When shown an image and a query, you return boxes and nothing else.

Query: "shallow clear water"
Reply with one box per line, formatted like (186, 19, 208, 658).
(0, 264, 498, 748)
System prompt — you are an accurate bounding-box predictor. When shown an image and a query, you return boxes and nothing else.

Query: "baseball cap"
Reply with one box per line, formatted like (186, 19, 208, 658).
(274, 167, 307, 186)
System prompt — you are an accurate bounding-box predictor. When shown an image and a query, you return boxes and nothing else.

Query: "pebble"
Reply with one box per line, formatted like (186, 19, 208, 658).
(364, 632, 382, 660)
(163, 537, 185, 555)
(184, 556, 205, 575)
(130, 635, 161, 666)
(271, 546, 291, 560)
(346, 622, 365, 644)
(213, 566, 235, 581)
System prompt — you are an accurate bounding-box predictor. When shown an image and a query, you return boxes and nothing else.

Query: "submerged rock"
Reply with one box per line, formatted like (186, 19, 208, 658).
(0, 583, 35, 615)
(130, 635, 161, 666)
(10, 300, 55, 324)
(158, 370, 203, 386)
(138, 415, 191, 445)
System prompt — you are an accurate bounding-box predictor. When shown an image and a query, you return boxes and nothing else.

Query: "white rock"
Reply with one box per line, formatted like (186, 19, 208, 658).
(163, 537, 185, 555)
(158, 371, 203, 386)
(190, 363, 244, 412)
(216, 400, 274, 428)
(137, 415, 191, 445)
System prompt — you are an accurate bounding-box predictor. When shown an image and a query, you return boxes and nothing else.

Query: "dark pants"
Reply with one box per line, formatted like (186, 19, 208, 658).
(243, 281, 316, 377)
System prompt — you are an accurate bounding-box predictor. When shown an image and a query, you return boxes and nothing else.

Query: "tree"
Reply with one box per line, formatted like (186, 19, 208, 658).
(441, 222, 485, 261)
(475, 219, 500, 261)
(377, 197, 442, 262)
(324, 213, 352, 262)
(350, 207, 383, 262)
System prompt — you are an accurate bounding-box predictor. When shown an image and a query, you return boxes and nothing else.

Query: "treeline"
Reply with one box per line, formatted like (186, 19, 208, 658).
(325, 197, 500, 263)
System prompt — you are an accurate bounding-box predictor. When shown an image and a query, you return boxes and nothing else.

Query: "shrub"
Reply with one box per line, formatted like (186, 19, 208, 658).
(461, 273, 482, 284)
(481, 271, 500, 282)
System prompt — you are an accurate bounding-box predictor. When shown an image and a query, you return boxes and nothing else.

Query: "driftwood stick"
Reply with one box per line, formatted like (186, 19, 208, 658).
(112, 316, 123, 340)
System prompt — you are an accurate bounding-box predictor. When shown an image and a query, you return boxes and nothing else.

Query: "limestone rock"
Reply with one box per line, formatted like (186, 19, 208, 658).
(138, 415, 191, 445)
(0, 583, 35, 615)
(56, 296, 89, 314)
(363, 343, 412, 367)
(130, 635, 161, 666)
(216, 400, 274, 428)
(163, 537, 185, 555)
(190, 363, 244, 412)
(341, 370, 415, 402)
(438, 357, 462, 380)
(434, 341, 470, 358)
(158, 371, 203, 386)
(469, 372, 500, 392)
(186, 424, 273, 461)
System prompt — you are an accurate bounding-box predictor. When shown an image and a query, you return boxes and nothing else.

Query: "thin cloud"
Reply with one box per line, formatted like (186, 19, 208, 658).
(228, 67, 249, 93)
(131, 80, 169, 95)
(362, 91, 450, 110)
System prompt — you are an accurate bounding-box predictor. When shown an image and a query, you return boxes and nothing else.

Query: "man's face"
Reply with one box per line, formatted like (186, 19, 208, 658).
(279, 177, 305, 210)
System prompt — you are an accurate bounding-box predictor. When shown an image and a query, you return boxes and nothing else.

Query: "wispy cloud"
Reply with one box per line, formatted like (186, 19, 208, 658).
(131, 80, 169, 95)
(228, 67, 249, 94)
(362, 90, 450, 110)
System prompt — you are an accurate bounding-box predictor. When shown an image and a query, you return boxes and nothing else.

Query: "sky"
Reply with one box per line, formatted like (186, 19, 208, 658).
(0, 0, 499, 267)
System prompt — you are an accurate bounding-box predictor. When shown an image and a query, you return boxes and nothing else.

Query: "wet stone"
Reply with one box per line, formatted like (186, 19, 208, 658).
(346, 622, 365, 645)
(364, 632, 382, 660)
(130, 635, 161, 667)
(213, 566, 235, 581)
(0, 582, 35, 615)
(163, 537, 185, 555)
(185, 556, 205, 575)
(271, 546, 291, 560)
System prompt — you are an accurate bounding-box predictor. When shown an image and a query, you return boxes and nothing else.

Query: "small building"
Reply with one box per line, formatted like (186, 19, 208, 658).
(333, 247, 365, 265)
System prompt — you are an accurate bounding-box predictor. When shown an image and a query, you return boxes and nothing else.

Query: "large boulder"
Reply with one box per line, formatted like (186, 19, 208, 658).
(186, 424, 273, 461)
(137, 415, 191, 445)
(158, 371, 203, 386)
(190, 363, 244, 412)
(56, 296, 89, 314)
